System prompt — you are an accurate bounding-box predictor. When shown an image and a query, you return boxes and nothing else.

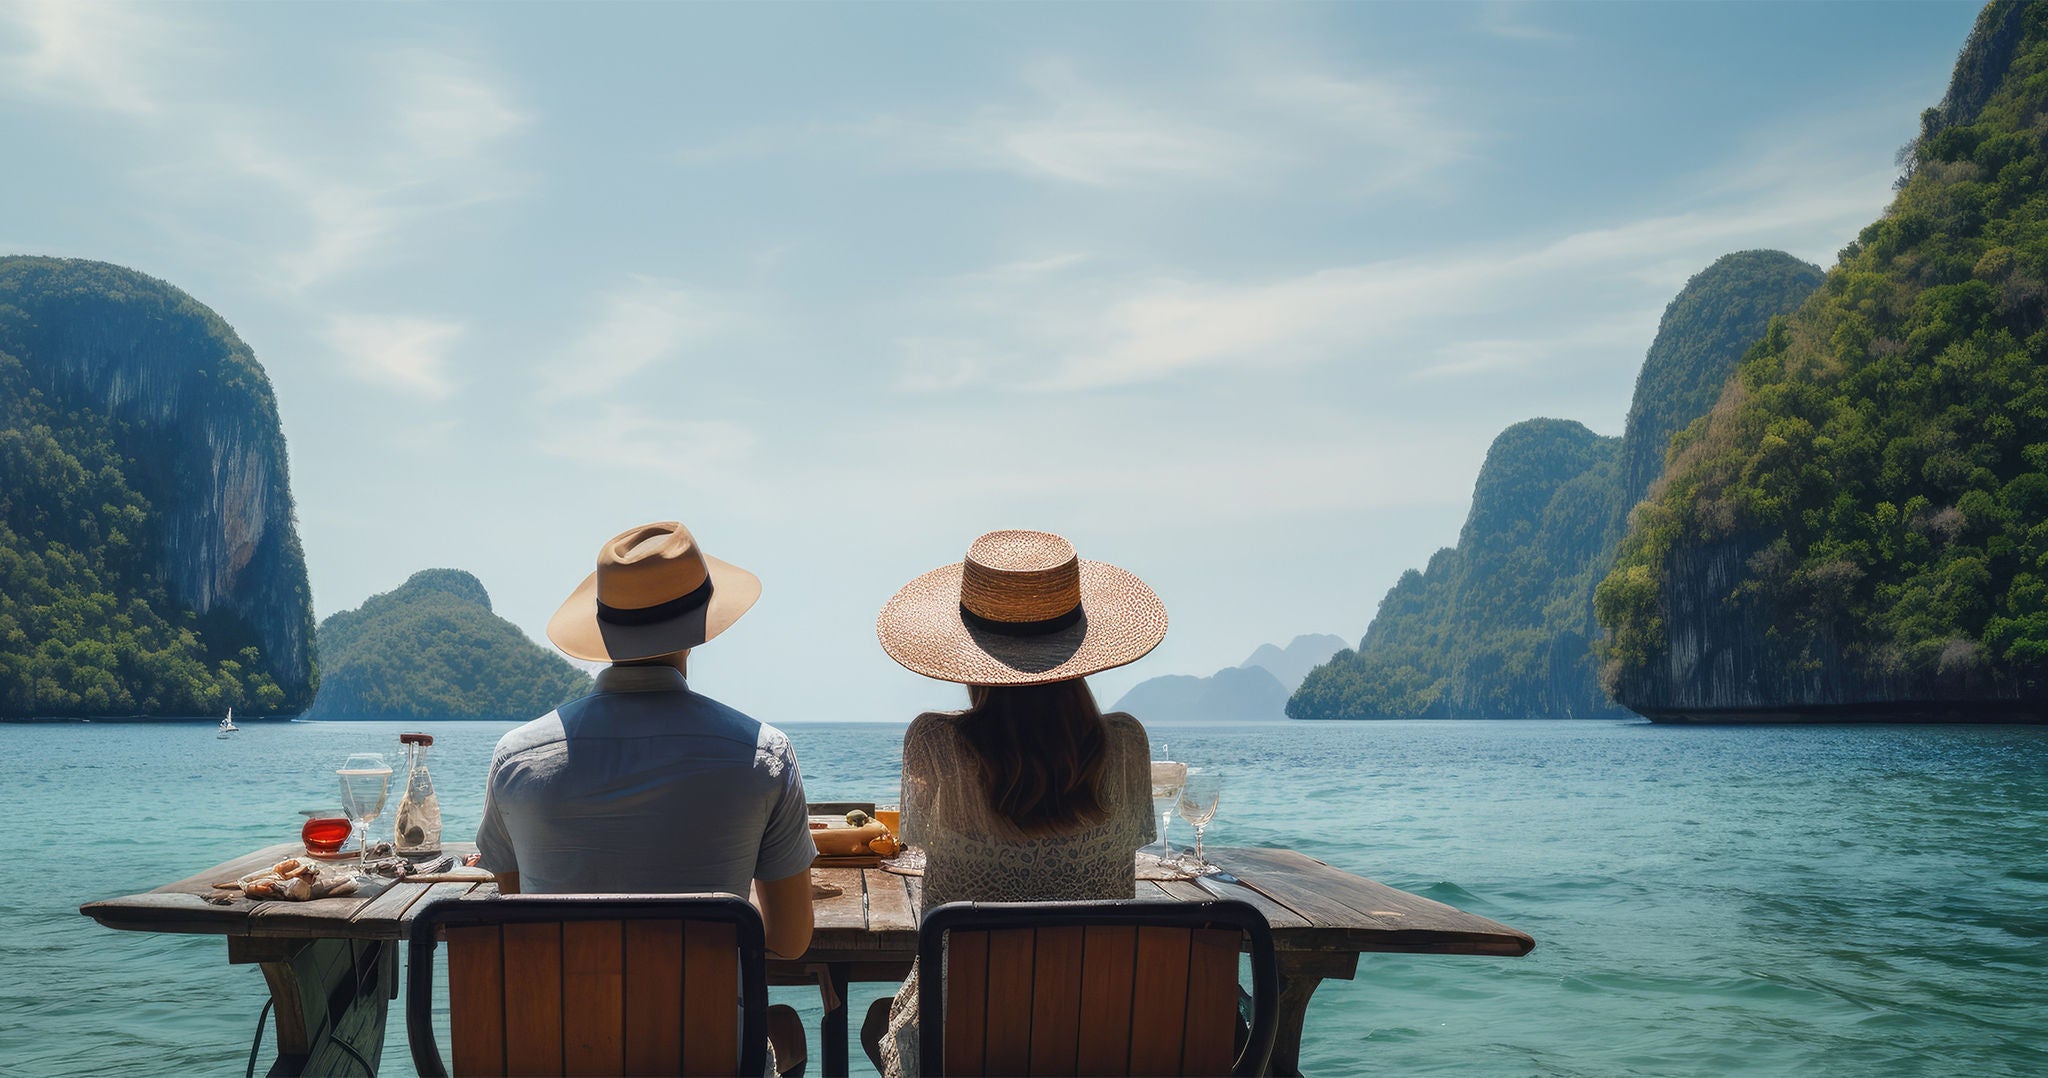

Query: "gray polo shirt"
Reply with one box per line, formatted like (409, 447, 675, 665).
(474, 665, 815, 895)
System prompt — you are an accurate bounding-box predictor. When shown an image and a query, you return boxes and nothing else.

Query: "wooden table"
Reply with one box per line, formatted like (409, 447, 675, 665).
(81, 842, 1532, 1076)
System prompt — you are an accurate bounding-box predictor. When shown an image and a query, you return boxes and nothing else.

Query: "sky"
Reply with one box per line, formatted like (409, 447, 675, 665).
(0, 0, 1989, 721)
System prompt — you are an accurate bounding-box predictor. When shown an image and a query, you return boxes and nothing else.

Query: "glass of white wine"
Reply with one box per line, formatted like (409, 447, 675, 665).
(337, 753, 392, 874)
(1176, 768, 1222, 875)
(1150, 751, 1187, 859)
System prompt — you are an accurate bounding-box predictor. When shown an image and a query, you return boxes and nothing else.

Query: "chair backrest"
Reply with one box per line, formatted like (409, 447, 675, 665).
(917, 899, 1278, 1077)
(407, 894, 768, 1078)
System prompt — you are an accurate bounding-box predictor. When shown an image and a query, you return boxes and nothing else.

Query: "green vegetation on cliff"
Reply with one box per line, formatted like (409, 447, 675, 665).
(1291, 252, 1821, 720)
(0, 258, 315, 717)
(310, 570, 592, 720)
(1597, 0, 2048, 707)
(1290, 420, 1621, 719)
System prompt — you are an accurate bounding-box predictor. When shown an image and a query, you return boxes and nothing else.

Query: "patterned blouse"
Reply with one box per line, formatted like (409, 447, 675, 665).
(878, 709, 1155, 1077)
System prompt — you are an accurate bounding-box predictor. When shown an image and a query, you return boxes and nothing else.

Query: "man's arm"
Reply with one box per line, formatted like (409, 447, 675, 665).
(753, 869, 813, 960)
(495, 871, 521, 895)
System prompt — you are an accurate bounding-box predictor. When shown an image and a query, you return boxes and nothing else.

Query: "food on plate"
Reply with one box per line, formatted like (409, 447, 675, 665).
(210, 856, 356, 903)
(812, 820, 890, 856)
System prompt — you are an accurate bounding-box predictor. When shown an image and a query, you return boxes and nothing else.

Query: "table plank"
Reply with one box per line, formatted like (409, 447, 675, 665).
(79, 891, 256, 936)
(346, 881, 435, 933)
(863, 869, 919, 941)
(156, 843, 304, 895)
(1178, 874, 1311, 932)
(349, 880, 485, 942)
(1220, 847, 1533, 956)
(1216, 849, 1400, 932)
(249, 894, 382, 938)
(813, 868, 868, 931)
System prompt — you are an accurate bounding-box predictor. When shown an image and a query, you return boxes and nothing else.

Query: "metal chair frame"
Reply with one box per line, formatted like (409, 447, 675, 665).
(406, 893, 770, 1077)
(917, 898, 1279, 1077)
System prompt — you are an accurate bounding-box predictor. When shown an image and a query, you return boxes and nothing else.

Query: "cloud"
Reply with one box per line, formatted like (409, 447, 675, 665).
(242, 48, 531, 289)
(854, 56, 1471, 194)
(893, 112, 1893, 394)
(323, 314, 465, 399)
(1, 4, 530, 291)
(534, 404, 755, 479)
(542, 277, 745, 400)
(381, 47, 527, 160)
(1473, 2, 1575, 44)
(0, 0, 177, 116)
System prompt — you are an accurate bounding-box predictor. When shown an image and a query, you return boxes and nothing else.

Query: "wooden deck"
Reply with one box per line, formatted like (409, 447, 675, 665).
(82, 842, 1532, 1076)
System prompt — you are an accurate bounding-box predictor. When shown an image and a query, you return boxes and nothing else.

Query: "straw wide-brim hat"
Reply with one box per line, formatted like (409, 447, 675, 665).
(548, 521, 760, 663)
(876, 530, 1167, 686)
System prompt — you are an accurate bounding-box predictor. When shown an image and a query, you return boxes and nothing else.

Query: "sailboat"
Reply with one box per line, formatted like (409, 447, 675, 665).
(218, 708, 238, 735)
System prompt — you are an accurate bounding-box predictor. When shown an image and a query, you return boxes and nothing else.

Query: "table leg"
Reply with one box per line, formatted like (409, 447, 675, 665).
(1269, 951, 1358, 1077)
(823, 964, 852, 1077)
(230, 937, 393, 1076)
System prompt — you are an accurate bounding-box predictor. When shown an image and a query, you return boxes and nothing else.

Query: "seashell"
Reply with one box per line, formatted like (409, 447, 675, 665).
(243, 877, 284, 899)
(312, 875, 358, 899)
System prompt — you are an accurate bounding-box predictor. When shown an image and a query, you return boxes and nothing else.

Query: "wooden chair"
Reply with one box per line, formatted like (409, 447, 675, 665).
(917, 899, 1278, 1077)
(406, 894, 769, 1077)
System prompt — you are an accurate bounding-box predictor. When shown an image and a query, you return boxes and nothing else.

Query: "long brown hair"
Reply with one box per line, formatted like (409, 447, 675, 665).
(958, 678, 1110, 836)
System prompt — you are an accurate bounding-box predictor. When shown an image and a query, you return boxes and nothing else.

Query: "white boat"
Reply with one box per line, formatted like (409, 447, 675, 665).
(218, 708, 238, 734)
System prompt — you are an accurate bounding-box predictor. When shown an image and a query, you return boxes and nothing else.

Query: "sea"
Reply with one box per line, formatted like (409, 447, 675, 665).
(2, 718, 2045, 1077)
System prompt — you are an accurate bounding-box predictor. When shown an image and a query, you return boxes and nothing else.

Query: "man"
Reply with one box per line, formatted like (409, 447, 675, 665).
(475, 520, 814, 1071)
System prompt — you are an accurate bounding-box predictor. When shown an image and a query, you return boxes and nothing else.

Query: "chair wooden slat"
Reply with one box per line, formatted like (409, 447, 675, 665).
(1027, 926, 1085, 1076)
(681, 921, 739, 1075)
(561, 921, 624, 1076)
(942, 930, 990, 1076)
(981, 927, 1037, 1073)
(1074, 925, 1138, 1076)
(1125, 927, 1192, 1076)
(448, 925, 507, 1077)
(1180, 928, 1240, 1075)
(502, 922, 566, 1077)
(621, 920, 684, 1076)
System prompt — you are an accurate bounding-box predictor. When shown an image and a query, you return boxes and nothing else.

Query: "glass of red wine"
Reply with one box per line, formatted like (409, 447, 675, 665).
(301, 810, 352, 857)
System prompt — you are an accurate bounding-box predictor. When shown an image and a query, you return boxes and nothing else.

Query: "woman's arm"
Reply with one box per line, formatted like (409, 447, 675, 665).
(1106, 713, 1157, 847)
(899, 713, 945, 846)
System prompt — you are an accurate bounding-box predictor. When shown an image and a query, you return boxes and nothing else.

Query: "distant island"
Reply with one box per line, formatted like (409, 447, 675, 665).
(1115, 634, 1347, 722)
(308, 569, 591, 721)
(0, 257, 316, 719)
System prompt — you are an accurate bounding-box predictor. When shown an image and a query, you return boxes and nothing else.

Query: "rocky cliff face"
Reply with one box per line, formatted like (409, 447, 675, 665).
(1618, 532, 2039, 720)
(1290, 251, 1820, 721)
(0, 256, 316, 711)
(1290, 419, 1630, 720)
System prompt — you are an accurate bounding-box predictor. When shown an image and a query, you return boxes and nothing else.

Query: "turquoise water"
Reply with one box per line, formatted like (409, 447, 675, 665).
(3, 718, 2046, 1076)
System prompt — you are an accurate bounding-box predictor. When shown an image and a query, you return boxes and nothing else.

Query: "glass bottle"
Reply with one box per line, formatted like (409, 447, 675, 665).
(393, 732, 442, 858)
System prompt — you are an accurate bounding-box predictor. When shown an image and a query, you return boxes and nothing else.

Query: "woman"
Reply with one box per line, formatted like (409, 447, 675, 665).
(864, 529, 1164, 1076)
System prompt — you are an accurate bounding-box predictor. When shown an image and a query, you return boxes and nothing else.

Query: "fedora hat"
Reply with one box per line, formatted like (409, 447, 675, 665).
(876, 530, 1166, 686)
(548, 521, 761, 662)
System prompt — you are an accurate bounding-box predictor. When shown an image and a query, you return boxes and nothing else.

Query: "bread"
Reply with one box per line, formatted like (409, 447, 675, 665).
(812, 821, 890, 857)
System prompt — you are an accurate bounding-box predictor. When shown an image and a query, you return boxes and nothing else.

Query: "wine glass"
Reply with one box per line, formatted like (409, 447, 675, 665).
(1150, 756, 1187, 859)
(337, 753, 392, 873)
(1176, 768, 1222, 875)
